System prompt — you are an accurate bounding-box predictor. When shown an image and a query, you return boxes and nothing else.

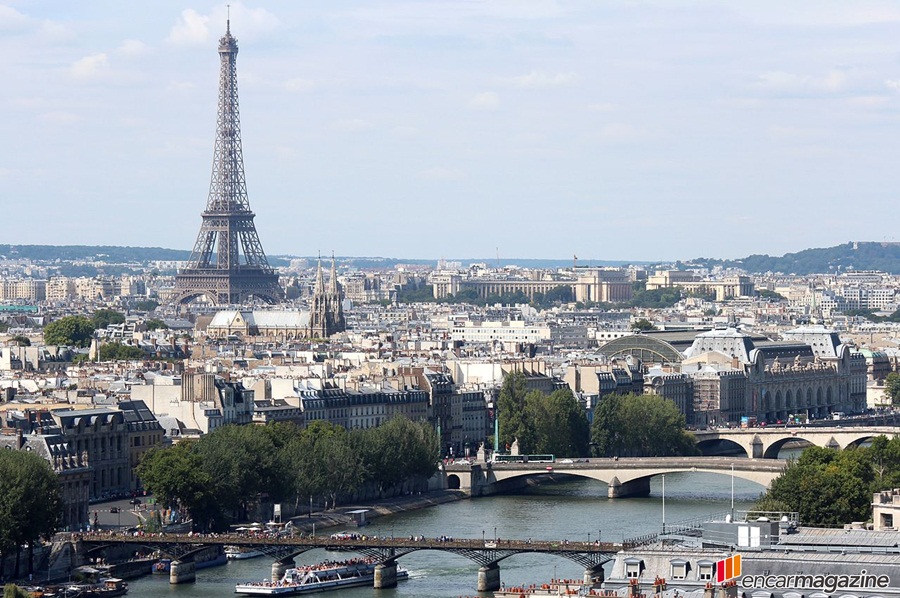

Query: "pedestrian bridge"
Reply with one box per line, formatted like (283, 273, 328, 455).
(444, 456, 786, 498)
(72, 532, 619, 592)
(692, 426, 898, 459)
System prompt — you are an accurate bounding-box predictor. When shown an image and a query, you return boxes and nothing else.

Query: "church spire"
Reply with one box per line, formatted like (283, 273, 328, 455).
(329, 253, 339, 295)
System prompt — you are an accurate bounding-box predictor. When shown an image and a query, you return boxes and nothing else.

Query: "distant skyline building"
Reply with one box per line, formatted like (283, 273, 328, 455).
(172, 20, 283, 306)
(309, 256, 346, 338)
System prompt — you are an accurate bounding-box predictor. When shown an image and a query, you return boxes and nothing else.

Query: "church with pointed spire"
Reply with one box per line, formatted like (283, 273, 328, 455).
(309, 256, 346, 338)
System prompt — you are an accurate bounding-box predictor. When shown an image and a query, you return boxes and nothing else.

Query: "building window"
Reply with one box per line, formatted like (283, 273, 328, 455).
(670, 560, 688, 580)
(698, 562, 714, 581)
(625, 558, 643, 579)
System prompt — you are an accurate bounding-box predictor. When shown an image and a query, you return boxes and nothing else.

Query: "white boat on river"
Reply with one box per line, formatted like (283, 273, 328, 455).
(234, 558, 408, 596)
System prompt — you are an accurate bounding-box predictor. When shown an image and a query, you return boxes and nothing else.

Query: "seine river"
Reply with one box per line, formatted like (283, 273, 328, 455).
(124, 472, 763, 598)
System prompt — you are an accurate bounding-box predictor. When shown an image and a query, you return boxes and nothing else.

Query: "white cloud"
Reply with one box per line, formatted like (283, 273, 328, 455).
(587, 102, 616, 113)
(0, 4, 30, 31)
(419, 167, 465, 181)
(69, 53, 109, 80)
(284, 78, 317, 93)
(504, 70, 578, 89)
(885, 79, 900, 92)
(167, 9, 210, 45)
(469, 91, 500, 110)
(38, 111, 83, 125)
(117, 39, 149, 56)
(166, 81, 197, 93)
(598, 123, 646, 143)
(334, 118, 375, 132)
(754, 69, 850, 96)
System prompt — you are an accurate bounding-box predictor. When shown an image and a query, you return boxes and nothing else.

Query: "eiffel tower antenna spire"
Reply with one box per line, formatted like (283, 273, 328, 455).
(172, 19, 283, 306)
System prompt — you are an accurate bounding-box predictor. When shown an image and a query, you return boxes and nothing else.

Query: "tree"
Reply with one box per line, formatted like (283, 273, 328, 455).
(138, 442, 220, 531)
(525, 387, 590, 456)
(43, 315, 95, 347)
(591, 394, 697, 457)
(0, 451, 62, 577)
(358, 416, 439, 495)
(8, 336, 29, 347)
(194, 424, 291, 520)
(884, 372, 900, 406)
(4, 585, 30, 598)
(760, 448, 872, 525)
(497, 372, 532, 452)
(99, 342, 145, 361)
(133, 299, 159, 312)
(631, 318, 657, 331)
(91, 309, 125, 330)
(145, 318, 168, 331)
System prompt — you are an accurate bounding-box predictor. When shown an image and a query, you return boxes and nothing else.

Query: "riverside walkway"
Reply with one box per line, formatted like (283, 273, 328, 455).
(74, 531, 621, 591)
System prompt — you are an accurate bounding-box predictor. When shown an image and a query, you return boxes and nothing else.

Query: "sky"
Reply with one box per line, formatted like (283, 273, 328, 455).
(2, 1, 900, 262)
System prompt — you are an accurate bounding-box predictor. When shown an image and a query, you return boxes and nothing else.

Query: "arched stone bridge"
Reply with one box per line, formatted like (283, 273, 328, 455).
(444, 456, 785, 498)
(692, 426, 898, 459)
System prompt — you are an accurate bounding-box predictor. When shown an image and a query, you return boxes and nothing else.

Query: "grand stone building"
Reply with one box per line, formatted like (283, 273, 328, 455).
(682, 326, 866, 424)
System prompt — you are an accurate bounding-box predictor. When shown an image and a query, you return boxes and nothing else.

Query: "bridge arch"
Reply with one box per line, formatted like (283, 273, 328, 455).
(447, 474, 461, 490)
(695, 438, 750, 458)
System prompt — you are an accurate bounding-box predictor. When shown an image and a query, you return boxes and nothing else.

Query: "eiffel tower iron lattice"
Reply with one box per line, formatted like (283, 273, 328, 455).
(173, 20, 283, 306)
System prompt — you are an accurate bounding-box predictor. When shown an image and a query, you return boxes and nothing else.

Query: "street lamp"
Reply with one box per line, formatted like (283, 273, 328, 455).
(661, 474, 666, 534)
(494, 526, 497, 542)
(730, 463, 735, 519)
(482, 530, 485, 544)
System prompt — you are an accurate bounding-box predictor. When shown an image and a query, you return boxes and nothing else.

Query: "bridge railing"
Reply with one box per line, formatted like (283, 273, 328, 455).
(72, 531, 623, 554)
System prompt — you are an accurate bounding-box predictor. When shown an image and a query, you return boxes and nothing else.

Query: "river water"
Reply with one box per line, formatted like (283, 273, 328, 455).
(123, 472, 764, 598)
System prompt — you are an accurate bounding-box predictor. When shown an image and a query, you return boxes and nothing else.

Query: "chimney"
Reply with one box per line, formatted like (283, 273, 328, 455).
(16, 428, 24, 449)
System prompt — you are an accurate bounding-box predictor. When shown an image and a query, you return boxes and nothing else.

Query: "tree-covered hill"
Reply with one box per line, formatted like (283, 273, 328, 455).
(687, 242, 900, 275)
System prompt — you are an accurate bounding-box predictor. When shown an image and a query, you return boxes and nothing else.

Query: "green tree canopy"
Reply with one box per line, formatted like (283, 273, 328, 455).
(137, 442, 220, 530)
(145, 318, 168, 331)
(133, 299, 160, 312)
(43, 315, 95, 347)
(761, 447, 872, 525)
(591, 393, 697, 457)
(630, 318, 657, 331)
(497, 373, 590, 456)
(756, 436, 900, 525)
(99, 342, 145, 361)
(91, 309, 125, 329)
(525, 387, 590, 456)
(358, 416, 440, 495)
(0, 450, 62, 578)
(497, 372, 531, 452)
(8, 336, 30, 347)
(884, 372, 900, 405)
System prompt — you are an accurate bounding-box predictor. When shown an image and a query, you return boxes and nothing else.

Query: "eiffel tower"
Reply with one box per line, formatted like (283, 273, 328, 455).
(172, 19, 283, 306)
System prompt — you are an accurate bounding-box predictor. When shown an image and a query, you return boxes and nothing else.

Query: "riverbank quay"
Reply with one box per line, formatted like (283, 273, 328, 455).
(284, 489, 469, 533)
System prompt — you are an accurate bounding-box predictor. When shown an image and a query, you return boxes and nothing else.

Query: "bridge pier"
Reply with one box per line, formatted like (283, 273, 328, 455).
(607, 476, 650, 498)
(169, 560, 196, 584)
(584, 564, 605, 586)
(374, 561, 398, 589)
(477, 563, 501, 592)
(272, 558, 294, 581)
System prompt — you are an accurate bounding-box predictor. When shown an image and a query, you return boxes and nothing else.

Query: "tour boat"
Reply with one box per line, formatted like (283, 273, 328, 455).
(225, 545, 265, 560)
(234, 558, 408, 596)
(493, 578, 601, 597)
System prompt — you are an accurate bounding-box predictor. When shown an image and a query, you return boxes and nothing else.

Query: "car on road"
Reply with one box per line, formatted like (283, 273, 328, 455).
(109, 507, 119, 513)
